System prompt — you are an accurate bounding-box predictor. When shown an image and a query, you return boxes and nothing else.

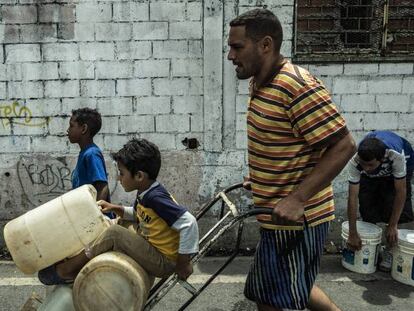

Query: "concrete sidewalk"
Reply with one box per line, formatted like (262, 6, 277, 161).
(0, 254, 413, 311)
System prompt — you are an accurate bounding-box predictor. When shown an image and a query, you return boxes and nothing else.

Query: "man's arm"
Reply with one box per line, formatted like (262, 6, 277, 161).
(386, 177, 406, 246)
(347, 183, 362, 250)
(93, 181, 109, 201)
(272, 133, 356, 222)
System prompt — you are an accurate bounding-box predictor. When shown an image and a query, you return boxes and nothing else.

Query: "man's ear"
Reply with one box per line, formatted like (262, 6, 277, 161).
(81, 123, 88, 135)
(261, 35, 274, 53)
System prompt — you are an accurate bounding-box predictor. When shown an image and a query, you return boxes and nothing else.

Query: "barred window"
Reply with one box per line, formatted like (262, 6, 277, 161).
(294, 0, 414, 62)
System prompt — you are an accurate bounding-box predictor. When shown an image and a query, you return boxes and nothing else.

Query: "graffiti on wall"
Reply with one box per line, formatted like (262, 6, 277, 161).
(0, 101, 50, 128)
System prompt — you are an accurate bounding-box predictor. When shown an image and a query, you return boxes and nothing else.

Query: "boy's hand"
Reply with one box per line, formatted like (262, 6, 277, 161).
(175, 254, 193, 280)
(97, 200, 124, 217)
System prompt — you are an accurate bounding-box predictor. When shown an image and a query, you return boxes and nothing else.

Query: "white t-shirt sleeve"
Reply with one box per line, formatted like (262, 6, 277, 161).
(348, 155, 361, 184)
(171, 211, 199, 254)
(388, 150, 407, 179)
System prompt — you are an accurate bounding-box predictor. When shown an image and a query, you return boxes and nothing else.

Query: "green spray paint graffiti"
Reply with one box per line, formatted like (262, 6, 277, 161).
(0, 101, 50, 128)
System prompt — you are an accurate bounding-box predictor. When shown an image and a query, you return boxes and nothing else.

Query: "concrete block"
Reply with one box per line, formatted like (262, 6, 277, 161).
(12, 119, 48, 135)
(8, 81, 43, 99)
(76, 4, 112, 22)
(21, 62, 58, 81)
(402, 77, 414, 93)
(175, 132, 203, 150)
(80, 43, 114, 60)
(69, 23, 95, 41)
(341, 94, 376, 112)
(62, 98, 97, 112)
(80, 80, 116, 97)
(340, 113, 364, 131)
(156, 114, 190, 133)
(0, 82, 7, 99)
(363, 112, 399, 131)
(153, 41, 188, 59)
(398, 114, 414, 130)
(39, 4, 75, 23)
(188, 40, 202, 58)
(133, 22, 168, 40)
(2, 25, 20, 43)
(189, 77, 203, 95)
(31, 136, 67, 153)
(140, 133, 176, 150)
(308, 64, 344, 76)
(96, 23, 132, 41)
(235, 131, 247, 150)
(280, 40, 292, 58)
(204, 150, 246, 167)
(0, 136, 30, 152)
(23, 98, 62, 116)
(153, 78, 189, 96)
(116, 41, 152, 60)
(134, 60, 170, 78)
(5, 44, 41, 63)
(20, 24, 57, 43)
(48, 116, 70, 135)
(343, 63, 379, 75)
(96, 61, 133, 79)
(100, 116, 119, 134)
(172, 96, 202, 114)
(237, 79, 250, 95)
(236, 113, 247, 131)
(1, 5, 37, 24)
(97, 97, 133, 116)
(113, 2, 149, 22)
(236, 95, 249, 113)
(190, 114, 203, 132)
(150, 2, 186, 21)
(42, 43, 78, 61)
(135, 96, 171, 115)
(117, 79, 152, 96)
(366, 77, 403, 94)
(45, 80, 80, 98)
(379, 63, 413, 75)
(6, 64, 22, 81)
(0, 65, 6, 81)
(172, 59, 202, 77)
(376, 94, 410, 112)
(187, 2, 202, 20)
(119, 115, 155, 133)
(170, 22, 202, 39)
(59, 61, 94, 79)
(332, 77, 368, 94)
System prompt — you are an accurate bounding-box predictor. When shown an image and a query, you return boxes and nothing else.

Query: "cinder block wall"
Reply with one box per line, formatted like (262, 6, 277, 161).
(0, 0, 413, 250)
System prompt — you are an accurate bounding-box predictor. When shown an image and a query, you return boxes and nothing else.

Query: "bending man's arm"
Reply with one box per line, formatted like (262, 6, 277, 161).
(273, 133, 357, 223)
(347, 183, 362, 250)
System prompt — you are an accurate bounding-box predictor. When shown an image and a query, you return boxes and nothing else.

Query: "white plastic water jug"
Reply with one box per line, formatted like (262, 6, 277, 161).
(73, 251, 153, 311)
(4, 185, 110, 274)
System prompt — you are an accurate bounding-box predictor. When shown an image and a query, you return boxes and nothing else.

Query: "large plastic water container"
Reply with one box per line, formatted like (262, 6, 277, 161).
(341, 221, 382, 274)
(392, 229, 414, 287)
(38, 285, 75, 311)
(4, 185, 110, 274)
(73, 251, 153, 311)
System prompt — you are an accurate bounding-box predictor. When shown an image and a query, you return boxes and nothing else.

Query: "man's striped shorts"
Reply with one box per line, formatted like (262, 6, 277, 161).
(244, 222, 329, 310)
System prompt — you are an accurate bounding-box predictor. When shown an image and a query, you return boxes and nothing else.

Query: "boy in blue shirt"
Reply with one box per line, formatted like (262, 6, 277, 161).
(347, 130, 414, 271)
(67, 108, 110, 202)
(42, 138, 199, 284)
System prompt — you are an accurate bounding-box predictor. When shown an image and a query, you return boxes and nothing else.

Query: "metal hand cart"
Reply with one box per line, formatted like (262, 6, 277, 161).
(144, 182, 272, 311)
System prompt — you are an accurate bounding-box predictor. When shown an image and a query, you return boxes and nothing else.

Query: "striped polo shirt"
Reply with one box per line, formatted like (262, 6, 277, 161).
(247, 62, 349, 230)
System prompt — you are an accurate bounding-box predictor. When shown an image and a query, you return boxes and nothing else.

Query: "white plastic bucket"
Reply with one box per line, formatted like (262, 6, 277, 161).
(341, 221, 382, 274)
(4, 185, 110, 274)
(391, 229, 414, 287)
(73, 251, 153, 311)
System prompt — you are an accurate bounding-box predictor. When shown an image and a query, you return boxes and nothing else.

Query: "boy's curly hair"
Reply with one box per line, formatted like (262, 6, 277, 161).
(358, 137, 387, 162)
(112, 138, 161, 180)
(71, 108, 102, 137)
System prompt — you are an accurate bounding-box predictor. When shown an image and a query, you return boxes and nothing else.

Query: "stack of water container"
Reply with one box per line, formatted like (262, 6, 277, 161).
(342, 220, 414, 287)
(4, 185, 152, 310)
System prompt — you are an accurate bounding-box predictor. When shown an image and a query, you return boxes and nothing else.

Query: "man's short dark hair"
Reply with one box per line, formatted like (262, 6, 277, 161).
(358, 137, 387, 161)
(230, 8, 283, 52)
(71, 108, 102, 137)
(112, 138, 161, 180)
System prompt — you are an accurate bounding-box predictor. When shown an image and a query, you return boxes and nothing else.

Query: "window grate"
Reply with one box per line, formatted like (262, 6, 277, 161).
(294, 0, 414, 62)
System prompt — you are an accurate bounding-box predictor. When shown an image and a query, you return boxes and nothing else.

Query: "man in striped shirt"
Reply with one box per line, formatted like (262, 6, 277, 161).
(227, 9, 356, 311)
